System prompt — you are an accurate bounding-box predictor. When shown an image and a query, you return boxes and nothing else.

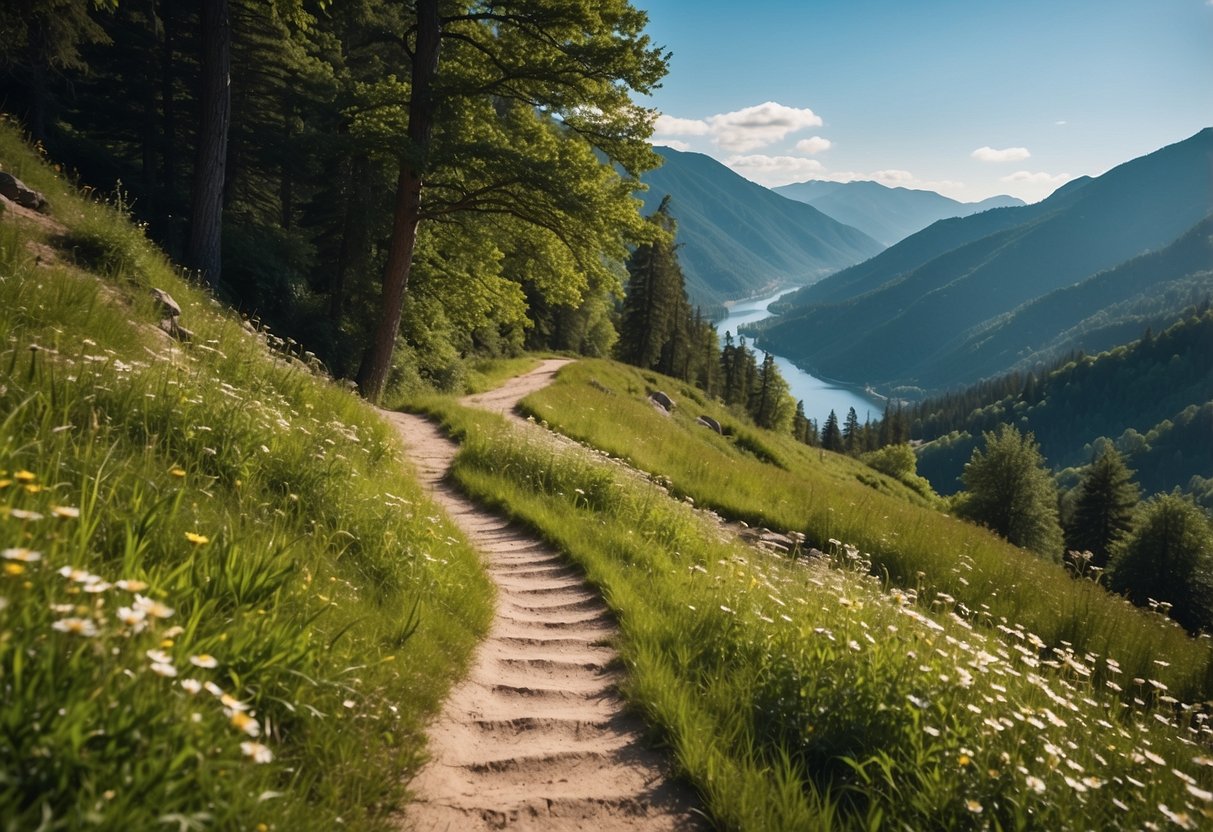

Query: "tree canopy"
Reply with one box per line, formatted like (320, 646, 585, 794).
(354, 0, 669, 400)
(956, 425, 1064, 558)
(1108, 492, 1213, 633)
(1065, 446, 1139, 567)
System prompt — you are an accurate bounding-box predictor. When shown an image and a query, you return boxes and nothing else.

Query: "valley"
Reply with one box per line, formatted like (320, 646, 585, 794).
(3, 2, 1211, 830)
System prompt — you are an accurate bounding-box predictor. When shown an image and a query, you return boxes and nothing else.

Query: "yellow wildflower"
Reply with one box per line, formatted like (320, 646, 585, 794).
(184, 532, 209, 545)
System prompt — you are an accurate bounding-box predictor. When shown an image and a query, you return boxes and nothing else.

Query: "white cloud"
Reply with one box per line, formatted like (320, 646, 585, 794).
(725, 155, 825, 186)
(1000, 170, 1071, 185)
(794, 136, 832, 154)
(1054, 120, 1068, 126)
(653, 114, 710, 136)
(707, 102, 824, 152)
(652, 139, 692, 151)
(870, 169, 916, 185)
(971, 146, 1032, 162)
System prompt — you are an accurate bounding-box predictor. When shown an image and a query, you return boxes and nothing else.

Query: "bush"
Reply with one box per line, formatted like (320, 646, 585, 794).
(1109, 492, 1213, 632)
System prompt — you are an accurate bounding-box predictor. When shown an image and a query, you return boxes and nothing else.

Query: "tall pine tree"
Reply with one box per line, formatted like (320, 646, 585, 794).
(821, 409, 844, 452)
(618, 196, 684, 369)
(1066, 447, 1139, 567)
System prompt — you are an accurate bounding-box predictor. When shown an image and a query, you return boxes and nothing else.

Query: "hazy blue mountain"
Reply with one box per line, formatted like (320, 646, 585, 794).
(942, 213, 1213, 384)
(637, 147, 884, 309)
(773, 179, 1024, 246)
(754, 127, 1213, 394)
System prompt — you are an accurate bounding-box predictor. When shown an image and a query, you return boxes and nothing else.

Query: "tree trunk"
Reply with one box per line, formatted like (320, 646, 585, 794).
(187, 0, 231, 289)
(280, 88, 293, 229)
(140, 0, 159, 220)
(356, 0, 441, 402)
(159, 0, 179, 257)
(25, 26, 49, 143)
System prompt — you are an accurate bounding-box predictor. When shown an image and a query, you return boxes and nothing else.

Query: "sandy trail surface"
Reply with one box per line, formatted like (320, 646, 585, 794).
(384, 359, 702, 831)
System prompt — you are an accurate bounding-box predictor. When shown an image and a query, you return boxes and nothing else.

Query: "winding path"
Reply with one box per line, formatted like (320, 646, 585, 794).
(384, 359, 701, 831)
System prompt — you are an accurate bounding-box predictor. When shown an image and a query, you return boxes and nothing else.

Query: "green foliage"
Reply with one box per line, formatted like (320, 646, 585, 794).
(821, 409, 844, 452)
(617, 196, 687, 369)
(860, 444, 936, 501)
(1065, 447, 1139, 567)
(0, 142, 492, 829)
(1109, 493, 1213, 633)
(2, 0, 666, 399)
(749, 351, 794, 431)
(955, 426, 1064, 558)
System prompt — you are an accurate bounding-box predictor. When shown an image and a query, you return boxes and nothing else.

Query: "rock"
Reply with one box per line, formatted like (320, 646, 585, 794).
(0, 172, 49, 213)
(158, 317, 193, 342)
(151, 288, 182, 319)
(648, 390, 675, 411)
(696, 414, 722, 434)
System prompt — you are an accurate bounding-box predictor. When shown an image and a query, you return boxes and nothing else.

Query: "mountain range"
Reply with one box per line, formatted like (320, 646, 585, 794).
(637, 147, 883, 309)
(753, 127, 1213, 395)
(773, 180, 1024, 246)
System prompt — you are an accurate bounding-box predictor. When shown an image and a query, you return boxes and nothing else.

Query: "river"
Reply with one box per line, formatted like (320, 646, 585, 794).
(713, 288, 885, 425)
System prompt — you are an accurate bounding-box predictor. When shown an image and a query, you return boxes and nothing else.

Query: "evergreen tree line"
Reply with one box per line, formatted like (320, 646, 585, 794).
(617, 200, 922, 455)
(617, 197, 798, 432)
(0, 0, 668, 399)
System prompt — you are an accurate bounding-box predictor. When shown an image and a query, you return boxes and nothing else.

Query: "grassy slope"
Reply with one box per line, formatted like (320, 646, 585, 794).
(519, 359, 1213, 699)
(420, 395, 1213, 832)
(0, 125, 493, 830)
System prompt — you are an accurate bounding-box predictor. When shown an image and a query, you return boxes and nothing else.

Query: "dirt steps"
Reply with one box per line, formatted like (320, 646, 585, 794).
(384, 362, 700, 831)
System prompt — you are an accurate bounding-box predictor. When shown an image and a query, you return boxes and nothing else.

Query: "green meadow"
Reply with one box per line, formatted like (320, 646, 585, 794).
(0, 127, 492, 830)
(421, 395, 1213, 831)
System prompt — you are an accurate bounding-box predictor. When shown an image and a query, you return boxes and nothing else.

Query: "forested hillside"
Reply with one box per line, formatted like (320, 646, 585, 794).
(756, 128, 1213, 394)
(773, 178, 1023, 246)
(912, 307, 1213, 503)
(0, 0, 669, 401)
(637, 147, 883, 309)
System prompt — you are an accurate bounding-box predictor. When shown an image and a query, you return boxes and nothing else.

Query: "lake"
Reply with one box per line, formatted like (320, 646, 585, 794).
(713, 288, 885, 425)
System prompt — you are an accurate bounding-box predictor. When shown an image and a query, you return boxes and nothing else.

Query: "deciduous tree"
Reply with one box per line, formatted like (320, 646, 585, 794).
(1109, 492, 1213, 632)
(355, 0, 668, 401)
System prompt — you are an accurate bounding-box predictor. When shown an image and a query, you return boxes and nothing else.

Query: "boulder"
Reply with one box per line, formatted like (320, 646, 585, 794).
(151, 288, 182, 319)
(648, 390, 675, 411)
(696, 414, 722, 434)
(151, 288, 192, 341)
(0, 172, 49, 213)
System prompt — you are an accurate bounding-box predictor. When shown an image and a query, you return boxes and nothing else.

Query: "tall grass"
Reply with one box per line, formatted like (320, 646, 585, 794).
(1, 127, 493, 830)
(519, 358, 1213, 699)
(430, 400, 1213, 831)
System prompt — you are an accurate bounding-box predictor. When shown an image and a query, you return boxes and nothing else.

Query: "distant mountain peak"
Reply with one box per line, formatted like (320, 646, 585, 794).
(772, 179, 1025, 246)
(637, 147, 883, 308)
(757, 126, 1213, 394)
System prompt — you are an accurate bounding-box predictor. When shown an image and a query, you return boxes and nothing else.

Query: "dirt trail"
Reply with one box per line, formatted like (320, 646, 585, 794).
(384, 359, 701, 831)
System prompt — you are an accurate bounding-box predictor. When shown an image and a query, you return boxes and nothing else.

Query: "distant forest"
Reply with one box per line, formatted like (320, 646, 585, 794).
(910, 306, 1213, 508)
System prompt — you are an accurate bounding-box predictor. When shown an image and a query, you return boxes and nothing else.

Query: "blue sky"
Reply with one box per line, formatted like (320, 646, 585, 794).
(638, 0, 1213, 202)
